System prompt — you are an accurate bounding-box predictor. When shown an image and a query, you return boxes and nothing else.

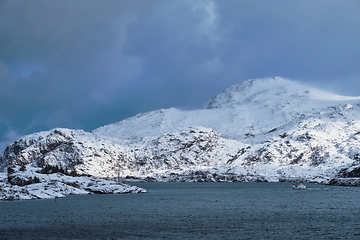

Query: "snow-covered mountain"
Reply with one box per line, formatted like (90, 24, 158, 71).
(2, 77, 360, 186)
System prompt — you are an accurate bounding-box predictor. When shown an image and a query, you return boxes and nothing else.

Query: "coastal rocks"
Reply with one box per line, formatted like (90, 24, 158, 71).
(328, 178, 360, 187)
(328, 166, 360, 186)
(0, 165, 147, 201)
(154, 170, 269, 182)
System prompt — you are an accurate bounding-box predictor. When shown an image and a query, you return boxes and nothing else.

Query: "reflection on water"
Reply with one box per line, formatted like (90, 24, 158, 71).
(1, 182, 360, 239)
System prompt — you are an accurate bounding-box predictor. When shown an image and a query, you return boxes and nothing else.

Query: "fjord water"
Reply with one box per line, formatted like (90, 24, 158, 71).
(1, 183, 360, 239)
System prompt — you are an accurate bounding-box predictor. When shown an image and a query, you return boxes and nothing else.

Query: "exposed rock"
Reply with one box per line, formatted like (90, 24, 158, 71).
(328, 178, 360, 187)
(0, 166, 147, 201)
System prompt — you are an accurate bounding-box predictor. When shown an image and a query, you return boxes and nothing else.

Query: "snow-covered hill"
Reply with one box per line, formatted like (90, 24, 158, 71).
(2, 77, 360, 187)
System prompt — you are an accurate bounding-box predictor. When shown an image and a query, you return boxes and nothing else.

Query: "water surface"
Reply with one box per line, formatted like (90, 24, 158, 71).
(1, 182, 360, 239)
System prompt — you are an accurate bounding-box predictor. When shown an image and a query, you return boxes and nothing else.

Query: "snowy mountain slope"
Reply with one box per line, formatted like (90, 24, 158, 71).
(0, 128, 131, 177)
(2, 77, 360, 185)
(0, 127, 243, 178)
(91, 77, 360, 181)
(93, 77, 360, 143)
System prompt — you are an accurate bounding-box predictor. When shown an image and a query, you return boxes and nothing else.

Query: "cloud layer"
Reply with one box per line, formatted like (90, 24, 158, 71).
(1, 0, 360, 151)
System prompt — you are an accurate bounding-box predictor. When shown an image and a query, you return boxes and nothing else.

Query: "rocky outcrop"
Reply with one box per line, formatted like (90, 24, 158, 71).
(328, 178, 360, 187)
(0, 166, 147, 201)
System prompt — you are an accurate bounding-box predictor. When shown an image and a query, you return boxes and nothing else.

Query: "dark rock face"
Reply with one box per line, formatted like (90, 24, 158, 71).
(328, 167, 360, 186)
(127, 170, 269, 183)
(0, 142, 26, 171)
(0, 129, 88, 172)
(339, 167, 360, 178)
(8, 174, 41, 186)
(328, 178, 360, 187)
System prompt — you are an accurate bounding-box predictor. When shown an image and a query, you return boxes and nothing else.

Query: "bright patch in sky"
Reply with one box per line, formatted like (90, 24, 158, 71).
(8, 63, 46, 81)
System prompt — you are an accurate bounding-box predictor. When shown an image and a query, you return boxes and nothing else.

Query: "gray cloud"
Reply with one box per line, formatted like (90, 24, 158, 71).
(0, 0, 360, 151)
(214, 0, 360, 80)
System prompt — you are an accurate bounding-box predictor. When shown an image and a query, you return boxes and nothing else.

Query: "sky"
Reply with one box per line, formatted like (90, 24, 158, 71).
(1, 0, 360, 151)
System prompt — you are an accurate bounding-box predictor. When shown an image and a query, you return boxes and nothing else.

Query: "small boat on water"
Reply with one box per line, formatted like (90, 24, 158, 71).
(292, 182, 306, 189)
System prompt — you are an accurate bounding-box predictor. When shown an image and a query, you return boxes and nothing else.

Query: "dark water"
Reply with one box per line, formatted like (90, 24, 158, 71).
(1, 182, 360, 239)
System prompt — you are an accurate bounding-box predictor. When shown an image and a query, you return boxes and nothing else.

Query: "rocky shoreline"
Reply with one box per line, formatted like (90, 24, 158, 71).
(0, 166, 147, 201)
(327, 178, 360, 187)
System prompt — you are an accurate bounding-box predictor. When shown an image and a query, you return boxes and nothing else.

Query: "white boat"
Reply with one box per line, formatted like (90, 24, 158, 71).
(292, 182, 306, 189)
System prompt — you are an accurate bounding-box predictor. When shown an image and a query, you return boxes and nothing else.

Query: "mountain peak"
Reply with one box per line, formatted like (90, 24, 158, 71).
(203, 77, 360, 109)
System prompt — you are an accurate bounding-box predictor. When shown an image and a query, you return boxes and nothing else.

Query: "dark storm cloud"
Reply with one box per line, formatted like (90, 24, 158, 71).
(0, 0, 151, 148)
(122, 0, 360, 103)
(214, 1, 360, 82)
(0, 0, 360, 151)
(122, 0, 220, 108)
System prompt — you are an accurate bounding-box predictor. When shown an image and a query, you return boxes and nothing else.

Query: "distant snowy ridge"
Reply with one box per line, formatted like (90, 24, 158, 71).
(2, 77, 360, 189)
